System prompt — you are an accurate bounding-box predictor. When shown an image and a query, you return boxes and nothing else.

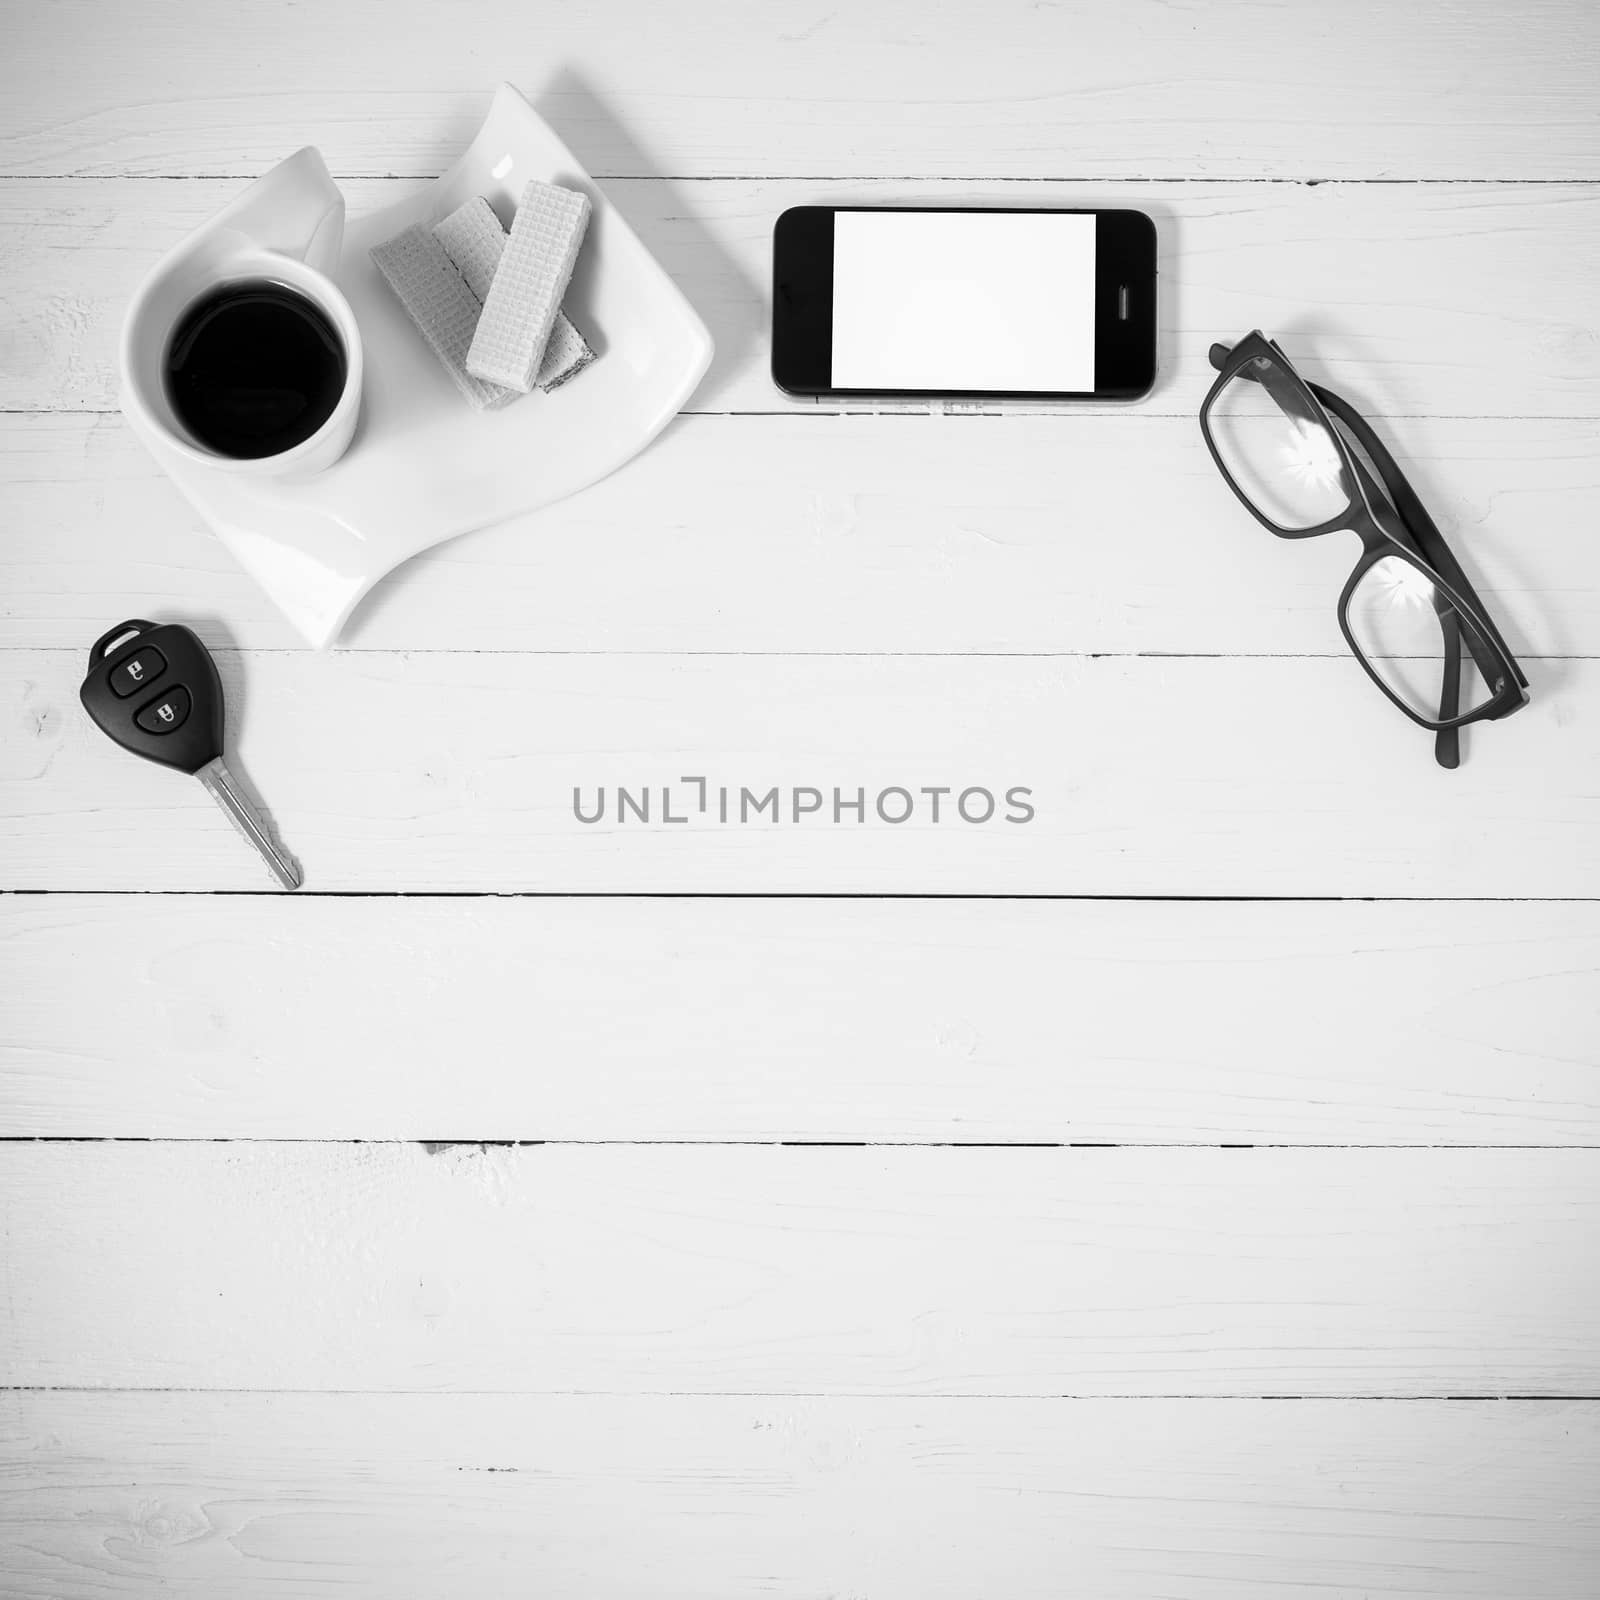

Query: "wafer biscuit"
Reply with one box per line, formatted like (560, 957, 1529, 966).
(370, 225, 517, 411)
(433, 196, 506, 301)
(466, 180, 591, 392)
(433, 197, 596, 392)
(534, 310, 597, 392)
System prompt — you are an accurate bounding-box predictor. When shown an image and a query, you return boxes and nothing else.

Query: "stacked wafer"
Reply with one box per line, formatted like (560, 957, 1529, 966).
(371, 181, 595, 412)
(436, 198, 595, 392)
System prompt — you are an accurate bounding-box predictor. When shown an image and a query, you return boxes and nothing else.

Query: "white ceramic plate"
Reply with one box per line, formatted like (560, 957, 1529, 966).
(130, 84, 713, 647)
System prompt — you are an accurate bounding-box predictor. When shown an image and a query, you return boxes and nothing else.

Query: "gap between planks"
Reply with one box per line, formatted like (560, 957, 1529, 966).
(5, 174, 1599, 186)
(9, 407, 1600, 422)
(5, 1386, 1596, 1399)
(5, 889, 1599, 901)
(4, 647, 1596, 660)
(3, 1138, 1599, 1150)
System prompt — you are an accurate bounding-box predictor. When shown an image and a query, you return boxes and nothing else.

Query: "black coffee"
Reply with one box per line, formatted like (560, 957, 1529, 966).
(163, 280, 347, 459)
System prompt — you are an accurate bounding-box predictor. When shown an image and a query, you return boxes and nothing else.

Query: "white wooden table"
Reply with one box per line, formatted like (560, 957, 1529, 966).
(3, 3, 1599, 1594)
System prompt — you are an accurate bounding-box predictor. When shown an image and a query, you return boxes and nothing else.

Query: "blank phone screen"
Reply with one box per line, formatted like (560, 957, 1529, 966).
(830, 211, 1097, 393)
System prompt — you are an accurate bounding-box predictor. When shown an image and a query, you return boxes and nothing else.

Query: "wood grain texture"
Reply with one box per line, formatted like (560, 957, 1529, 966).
(3, 1392, 1596, 1599)
(4, 649, 1592, 895)
(5, 411, 1594, 655)
(4, 896, 1598, 1144)
(3, 1142, 1596, 1395)
(5, 177, 1599, 418)
(4, 1, 1598, 179)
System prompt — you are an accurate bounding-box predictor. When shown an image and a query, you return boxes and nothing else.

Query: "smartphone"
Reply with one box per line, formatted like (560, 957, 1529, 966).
(771, 205, 1157, 401)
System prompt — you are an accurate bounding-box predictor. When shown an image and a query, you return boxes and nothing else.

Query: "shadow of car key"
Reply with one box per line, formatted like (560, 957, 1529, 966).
(79, 620, 302, 890)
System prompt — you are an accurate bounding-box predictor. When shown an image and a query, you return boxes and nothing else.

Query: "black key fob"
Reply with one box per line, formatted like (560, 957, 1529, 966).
(79, 620, 225, 776)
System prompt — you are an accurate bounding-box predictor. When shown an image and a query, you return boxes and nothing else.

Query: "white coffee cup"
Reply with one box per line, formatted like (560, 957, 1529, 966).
(120, 147, 363, 480)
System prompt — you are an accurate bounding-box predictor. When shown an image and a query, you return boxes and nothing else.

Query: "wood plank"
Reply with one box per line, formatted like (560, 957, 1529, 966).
(6, 177, 1600, 418)
(5, 896, 1598, 1145)
(2, 1143, 1595, 1394)
(3, 2, 1597, 179)
(2, 650, 1593, 895)
(5, 412, 1593, 656)
(3, 1392, 1595, 1598)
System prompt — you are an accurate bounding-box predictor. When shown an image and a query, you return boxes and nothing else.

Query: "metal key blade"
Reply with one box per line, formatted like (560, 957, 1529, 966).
(196, 756, 302, 891)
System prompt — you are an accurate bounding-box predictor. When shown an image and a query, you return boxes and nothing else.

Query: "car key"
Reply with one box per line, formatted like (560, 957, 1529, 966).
(79, 620, 302, 890)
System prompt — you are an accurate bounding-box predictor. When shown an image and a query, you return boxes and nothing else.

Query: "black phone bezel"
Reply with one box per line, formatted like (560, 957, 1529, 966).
(770, 205, 1157, 401)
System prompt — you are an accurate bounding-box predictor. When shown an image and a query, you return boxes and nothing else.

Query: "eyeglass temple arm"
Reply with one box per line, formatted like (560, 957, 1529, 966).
(1434, 614, 1464, 770)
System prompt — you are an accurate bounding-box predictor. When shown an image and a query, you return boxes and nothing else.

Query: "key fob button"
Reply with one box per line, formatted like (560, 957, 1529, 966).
(81, 622, 223, 775)
(135, 685, 192, 735)
(109, 646, 167, 697)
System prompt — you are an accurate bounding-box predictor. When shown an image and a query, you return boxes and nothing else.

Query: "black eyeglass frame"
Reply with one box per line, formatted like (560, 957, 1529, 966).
(1199, 331, 1529, 768)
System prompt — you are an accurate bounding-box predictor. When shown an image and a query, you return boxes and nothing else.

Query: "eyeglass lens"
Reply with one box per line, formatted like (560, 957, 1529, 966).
(1344, 555, 1501, 722)
(1207, 352, 1352, 532)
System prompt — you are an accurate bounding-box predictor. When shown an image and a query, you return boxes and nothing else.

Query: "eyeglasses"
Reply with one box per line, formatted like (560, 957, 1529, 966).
(1199, 331, 1529, 768)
